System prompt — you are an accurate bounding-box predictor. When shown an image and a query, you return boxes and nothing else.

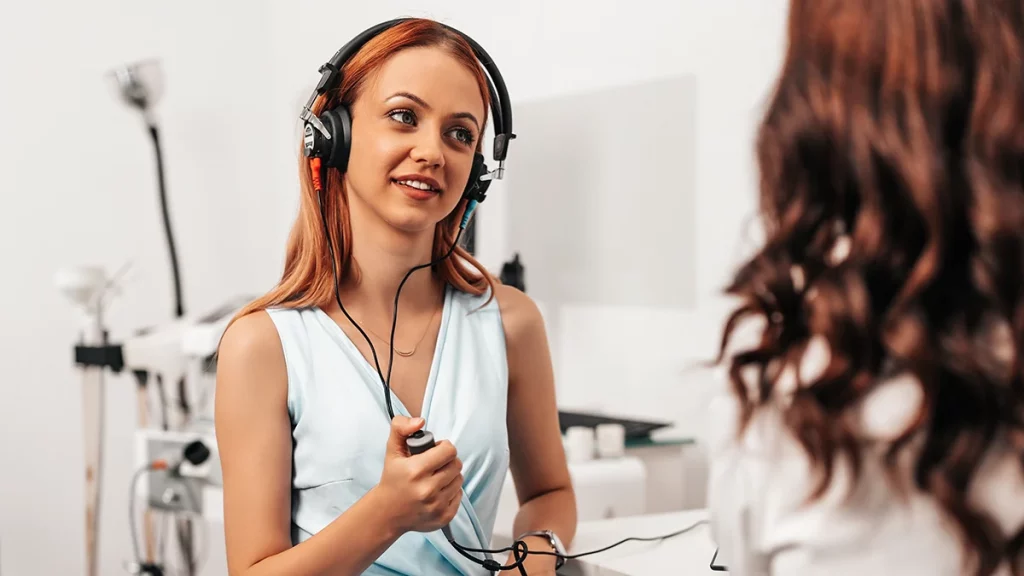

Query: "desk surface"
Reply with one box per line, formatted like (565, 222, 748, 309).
(564, 508, 717, 575)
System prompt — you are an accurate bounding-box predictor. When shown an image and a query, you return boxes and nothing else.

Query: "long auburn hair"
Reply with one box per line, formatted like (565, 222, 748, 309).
(233, 19, 494, 325)
(718, 1, 1024, 574)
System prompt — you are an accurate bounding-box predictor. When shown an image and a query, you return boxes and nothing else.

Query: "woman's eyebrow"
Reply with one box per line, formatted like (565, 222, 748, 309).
(386, 91, 480, 130)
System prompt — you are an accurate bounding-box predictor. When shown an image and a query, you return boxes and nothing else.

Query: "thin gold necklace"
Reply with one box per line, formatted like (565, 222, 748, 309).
(362, 298, 442, 357)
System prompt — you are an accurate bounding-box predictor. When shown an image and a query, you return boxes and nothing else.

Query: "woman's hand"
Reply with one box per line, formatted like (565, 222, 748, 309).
(373, 416, 464, 534)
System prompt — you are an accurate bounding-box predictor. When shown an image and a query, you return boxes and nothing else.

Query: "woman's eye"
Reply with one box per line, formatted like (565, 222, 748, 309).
(388, 110, 416, 125)
(450, 127, 475, 146)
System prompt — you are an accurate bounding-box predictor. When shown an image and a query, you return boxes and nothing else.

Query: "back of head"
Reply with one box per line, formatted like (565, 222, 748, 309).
(719, 0, 1024, 572)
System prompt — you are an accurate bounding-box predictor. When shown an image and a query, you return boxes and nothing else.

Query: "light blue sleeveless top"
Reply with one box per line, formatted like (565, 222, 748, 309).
(265, 286, 510, 576)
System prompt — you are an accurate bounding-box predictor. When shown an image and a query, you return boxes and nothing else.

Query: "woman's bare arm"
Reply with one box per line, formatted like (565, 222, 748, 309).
(495, 285, 577, 573)
(214, 311, 403, 576)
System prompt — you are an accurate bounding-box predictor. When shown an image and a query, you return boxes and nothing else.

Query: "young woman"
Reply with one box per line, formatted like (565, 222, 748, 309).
(214, 19, 576, 576)
(708, 1, 1024, 574)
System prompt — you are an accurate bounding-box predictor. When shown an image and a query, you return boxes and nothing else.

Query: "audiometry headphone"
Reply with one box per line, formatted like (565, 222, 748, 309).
(299, 17, 516, 206)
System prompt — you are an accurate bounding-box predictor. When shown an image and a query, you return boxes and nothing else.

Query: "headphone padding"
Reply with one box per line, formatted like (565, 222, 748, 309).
(464, 153, 486, 200)
(320, 107, 353, 172)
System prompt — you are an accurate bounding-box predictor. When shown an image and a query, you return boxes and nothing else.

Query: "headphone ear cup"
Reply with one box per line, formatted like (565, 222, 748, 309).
(464, 153, 487, 200)
(473, 178, 492, 200)
(319, 107, 353, 172)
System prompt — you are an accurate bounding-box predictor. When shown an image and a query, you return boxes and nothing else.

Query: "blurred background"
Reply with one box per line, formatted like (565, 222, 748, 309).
(0, 0, 788, 574)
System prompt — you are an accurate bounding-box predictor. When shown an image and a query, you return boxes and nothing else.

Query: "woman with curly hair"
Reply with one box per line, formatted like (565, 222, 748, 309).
(708, 1, 1024, 574)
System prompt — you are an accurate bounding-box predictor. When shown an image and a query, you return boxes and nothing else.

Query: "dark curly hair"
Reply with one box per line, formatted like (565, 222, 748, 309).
(718, 1, 1024, 574)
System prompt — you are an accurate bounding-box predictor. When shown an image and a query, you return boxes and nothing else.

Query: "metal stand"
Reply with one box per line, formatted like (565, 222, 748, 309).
(80, 325, 106, 576)
(56, 267, 114, 576)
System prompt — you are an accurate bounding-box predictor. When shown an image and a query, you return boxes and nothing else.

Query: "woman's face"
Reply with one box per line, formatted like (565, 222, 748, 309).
(343, 46, 486, 235)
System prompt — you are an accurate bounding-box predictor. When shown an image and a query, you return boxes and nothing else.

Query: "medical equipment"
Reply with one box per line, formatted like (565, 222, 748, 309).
(59, 262, 245, 575)
(107, 58, 184, 320)
(108, 56, 202, 576)
(126, 438, 213, 576)
(55, 56, 248, 576)
(56, 265, 116, 576)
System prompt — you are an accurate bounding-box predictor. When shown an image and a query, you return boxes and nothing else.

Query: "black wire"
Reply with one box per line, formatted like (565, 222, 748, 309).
(316, 167, 463, 420)
(528, 519, 710, 562)
(147, 124, 185, 319)
(441, 520, 707, 573)
(176, 516, 195, 576)
(155, 374, 169, 431)
(316, 168, 696, 573)
(176, 376, 191, 422)
(315, 170, 528, 573)
(315, 177, 703, 571)
(383, 231, 462, 418)
(316, 185, 389, 403)
(447, 538, 528, 574)
(150, 123, 193, 573)
(129, 464, 154, 565)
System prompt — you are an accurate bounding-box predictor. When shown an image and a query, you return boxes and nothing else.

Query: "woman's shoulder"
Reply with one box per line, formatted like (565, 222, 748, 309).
(216, 310, 289, 409)
(219, 310, 282, 363)
(488, 283, 546, 347)
(447, 282, 545, 341)
(705, 379, 1021, 575)
(219, 305, 318, 353)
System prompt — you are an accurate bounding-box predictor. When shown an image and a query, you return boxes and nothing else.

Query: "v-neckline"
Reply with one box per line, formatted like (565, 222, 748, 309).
(312, 286, 452, 421)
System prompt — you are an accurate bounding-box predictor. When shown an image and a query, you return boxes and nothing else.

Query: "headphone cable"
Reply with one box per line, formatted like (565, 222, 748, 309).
(312, 158, 467, 420)
(521, 519, 709, 563)
(312, 158, 705, 573)
(313, 159, 531, 573)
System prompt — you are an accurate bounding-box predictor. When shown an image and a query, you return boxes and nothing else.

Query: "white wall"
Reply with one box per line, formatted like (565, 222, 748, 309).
(0, 1, 787, 575)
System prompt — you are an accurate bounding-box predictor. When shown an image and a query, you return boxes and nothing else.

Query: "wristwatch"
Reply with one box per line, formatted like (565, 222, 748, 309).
(517, 529, 567, 569)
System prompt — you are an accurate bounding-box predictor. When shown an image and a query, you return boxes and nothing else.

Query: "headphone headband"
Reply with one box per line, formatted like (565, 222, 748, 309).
(300, 18, 515, 186)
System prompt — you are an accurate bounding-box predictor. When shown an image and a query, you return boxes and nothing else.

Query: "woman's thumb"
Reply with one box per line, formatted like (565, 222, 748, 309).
(389, 416, 424, 441)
